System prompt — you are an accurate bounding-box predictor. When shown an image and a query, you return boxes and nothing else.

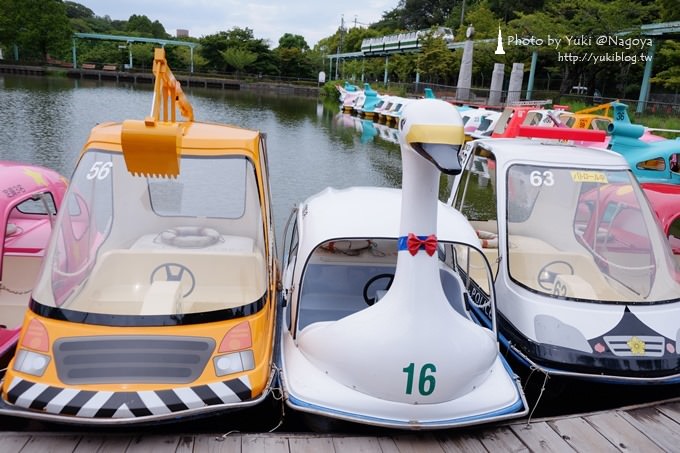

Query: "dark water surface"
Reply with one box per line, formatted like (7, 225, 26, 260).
(0, 74, 677, 434)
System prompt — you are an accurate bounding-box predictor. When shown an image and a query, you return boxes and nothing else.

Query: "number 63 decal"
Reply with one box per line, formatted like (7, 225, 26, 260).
(530, 170, 554, 187)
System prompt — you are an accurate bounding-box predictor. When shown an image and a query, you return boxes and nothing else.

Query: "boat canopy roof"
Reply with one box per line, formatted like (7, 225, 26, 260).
(0, 162, 66, 205)
(295, 186, 480, 261)
(83, 122, 262, 158)
(471, 138, 631, 169)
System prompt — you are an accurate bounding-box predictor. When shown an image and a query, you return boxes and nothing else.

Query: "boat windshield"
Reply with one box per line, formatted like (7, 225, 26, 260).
(506, 164, 680, 302)
(31, 149, 267, 324)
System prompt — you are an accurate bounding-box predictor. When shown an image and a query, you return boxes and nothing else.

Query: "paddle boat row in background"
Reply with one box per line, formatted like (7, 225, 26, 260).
(335, 82, 437, 127)
(448, 99, 680, 186)
(1, 163, 68, 370)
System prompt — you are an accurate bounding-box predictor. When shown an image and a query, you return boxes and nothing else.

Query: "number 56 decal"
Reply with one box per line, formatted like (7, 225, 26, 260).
(403, 362, 437, 396)
(86, 161, 113, 180)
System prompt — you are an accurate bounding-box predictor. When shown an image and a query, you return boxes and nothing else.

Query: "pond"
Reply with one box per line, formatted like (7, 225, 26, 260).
(0, 74, 415, 250)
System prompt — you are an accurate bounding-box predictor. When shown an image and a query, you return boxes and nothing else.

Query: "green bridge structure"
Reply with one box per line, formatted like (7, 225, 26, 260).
(71, 33, 199, 73)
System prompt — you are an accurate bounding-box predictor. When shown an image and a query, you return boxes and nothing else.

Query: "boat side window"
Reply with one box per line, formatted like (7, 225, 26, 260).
(560, 114, 576, 128)
(494, 108, 513, 135)
(591, 118, 611, 131)
(667, 218, 680, 255)
(670, 153, 680, 174)
(506, 165, 541, 223)
(636, 157, 665, 172)
(14, 193, 57, 216)
(5, 193, 57, 242)
(453, 146, 500, 278)
(453, 148, 498, 224)
(288, 219, 298, 266)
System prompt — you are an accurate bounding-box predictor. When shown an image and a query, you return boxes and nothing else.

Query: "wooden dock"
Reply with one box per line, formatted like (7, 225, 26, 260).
(1, 397, 678, 452)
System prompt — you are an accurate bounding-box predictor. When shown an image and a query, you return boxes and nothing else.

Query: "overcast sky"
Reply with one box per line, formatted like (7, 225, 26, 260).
(75, 0, 395, 48)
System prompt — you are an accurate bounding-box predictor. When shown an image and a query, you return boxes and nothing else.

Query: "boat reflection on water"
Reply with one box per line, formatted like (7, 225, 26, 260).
(334, 113, 400, 145)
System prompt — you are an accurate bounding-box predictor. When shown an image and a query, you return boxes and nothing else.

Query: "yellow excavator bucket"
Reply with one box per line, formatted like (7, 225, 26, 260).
(121, 120, 181, 177)
(121, 47, 193, 178)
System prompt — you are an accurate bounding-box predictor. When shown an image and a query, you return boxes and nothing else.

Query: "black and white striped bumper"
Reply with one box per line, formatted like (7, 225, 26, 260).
(2, 375, 254, 423)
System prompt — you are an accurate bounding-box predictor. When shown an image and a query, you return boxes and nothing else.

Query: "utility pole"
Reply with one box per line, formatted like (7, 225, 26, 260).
(335, 15, 345, 79)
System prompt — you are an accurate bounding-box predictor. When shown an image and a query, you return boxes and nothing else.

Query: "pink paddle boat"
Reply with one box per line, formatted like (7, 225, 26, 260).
(1, 161, 67, 370)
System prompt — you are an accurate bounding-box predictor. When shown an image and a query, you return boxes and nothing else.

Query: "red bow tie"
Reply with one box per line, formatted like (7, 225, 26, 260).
(407, 233, 437, 256)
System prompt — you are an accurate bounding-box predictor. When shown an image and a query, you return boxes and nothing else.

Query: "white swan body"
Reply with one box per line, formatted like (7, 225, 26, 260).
(298, 99, 498, 404)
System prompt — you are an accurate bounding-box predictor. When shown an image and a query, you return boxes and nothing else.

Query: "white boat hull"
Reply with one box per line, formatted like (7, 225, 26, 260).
(280, 332, 527, 429)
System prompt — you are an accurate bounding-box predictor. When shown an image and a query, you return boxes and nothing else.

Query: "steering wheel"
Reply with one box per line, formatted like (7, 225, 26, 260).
(150, 262, 196, 297)
(537, 260, 574, 291)
(362, 273, 394, 306)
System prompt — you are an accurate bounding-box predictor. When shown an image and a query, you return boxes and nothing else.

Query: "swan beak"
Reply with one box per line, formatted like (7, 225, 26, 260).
(404, 124, 465, 175)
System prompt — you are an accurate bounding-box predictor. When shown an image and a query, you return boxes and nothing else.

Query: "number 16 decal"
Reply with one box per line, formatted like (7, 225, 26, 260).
(403, 362, 437, 396)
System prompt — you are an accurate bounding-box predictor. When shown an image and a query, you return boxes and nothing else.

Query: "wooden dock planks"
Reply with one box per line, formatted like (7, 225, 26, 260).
(0, 397, 678, 452)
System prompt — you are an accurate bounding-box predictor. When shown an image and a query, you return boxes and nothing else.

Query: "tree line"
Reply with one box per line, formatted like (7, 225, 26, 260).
(0, 0, 678, 97)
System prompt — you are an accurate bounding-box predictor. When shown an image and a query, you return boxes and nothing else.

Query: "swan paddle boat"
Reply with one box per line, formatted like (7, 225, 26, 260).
(278, 99, 528, 430)
(1, 162, 67, 370)
(0, 48, 278, 424)
(448, 137, 680, 385)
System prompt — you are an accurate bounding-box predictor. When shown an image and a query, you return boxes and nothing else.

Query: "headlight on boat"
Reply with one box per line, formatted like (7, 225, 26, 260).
(213, 350, 255, 376)
(534, 314, 592, 352)
(13, 349, 51, 377)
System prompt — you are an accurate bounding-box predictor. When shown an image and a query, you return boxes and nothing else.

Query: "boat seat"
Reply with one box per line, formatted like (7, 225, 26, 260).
(507, 235, 616, 298)
(553, 274, 598, 299)
(0, 255, 43, 328)
(70, 248, 266, 315)
(297, 263, 470, 330)
(298, 263, 395, 330)
(140, 281, 183, 315)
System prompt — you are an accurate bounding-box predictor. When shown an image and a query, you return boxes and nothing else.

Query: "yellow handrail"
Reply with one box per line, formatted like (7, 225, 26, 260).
(575, 101, 618, 117)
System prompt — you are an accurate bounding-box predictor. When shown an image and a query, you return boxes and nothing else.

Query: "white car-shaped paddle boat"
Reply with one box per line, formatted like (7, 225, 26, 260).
(448, 138, 680, 385)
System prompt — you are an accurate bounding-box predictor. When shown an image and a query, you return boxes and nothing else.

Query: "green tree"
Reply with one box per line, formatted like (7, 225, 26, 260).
(391, 53, 418, 82)
(651, 41, 680, 90)
(64, 1, 94, 19)
(456, 1, 498, 40)
(278, 33, 308, 50)
(508, 0, 654, 96)
(276, 47, 315, 78)
(417, 31, 455, 84)
(658, 0, 680, 21)
(125, 14, 167, 38)
(220, 47, 258, 75)
(400, 0, 457, 30)
(487, 0, 546, 22)
(199, 27, 275, 74)
(0, 0, 72, 62)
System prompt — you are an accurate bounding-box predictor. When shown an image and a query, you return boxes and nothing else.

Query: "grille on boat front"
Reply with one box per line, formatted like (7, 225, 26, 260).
(54, 336, 215, 385)
(603, 335, 665, 357)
